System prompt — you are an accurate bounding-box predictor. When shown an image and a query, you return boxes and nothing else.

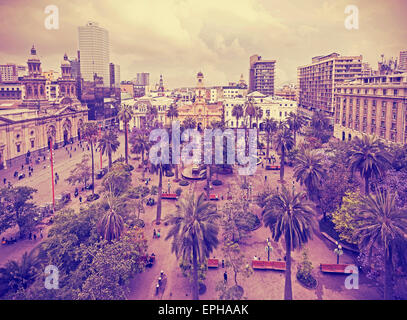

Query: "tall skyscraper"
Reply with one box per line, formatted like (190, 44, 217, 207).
(297, 53, 363, 115)
(78, 21, 109, 84)
(399, 51, 407, 71)
(249, 54, 276, 96)
(109, 63, 120, 88)
(135, 72, 150, 86)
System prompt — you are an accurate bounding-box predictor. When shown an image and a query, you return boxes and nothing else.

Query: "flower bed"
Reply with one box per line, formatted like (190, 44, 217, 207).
(296, 272, 317, 289)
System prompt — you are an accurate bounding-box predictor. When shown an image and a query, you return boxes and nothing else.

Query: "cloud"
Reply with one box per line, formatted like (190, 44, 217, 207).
(0, 0, 406, 88)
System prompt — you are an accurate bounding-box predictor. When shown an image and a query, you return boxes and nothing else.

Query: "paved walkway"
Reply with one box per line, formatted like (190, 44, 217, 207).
(0, 134, 126, 268)
(127, 152, 381, 300)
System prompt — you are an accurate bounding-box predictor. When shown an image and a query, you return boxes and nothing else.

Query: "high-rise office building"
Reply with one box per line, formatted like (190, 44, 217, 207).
(249, 55, 276, 96)
(333, 72, 407, 144)
(109, 63, 120, 88)
(135, 72, 150, 86)
(297, 53, 363, 115)
(78, 21, 110, 84)
(0, 64, 18, 82)
(399, 51, 407, 71)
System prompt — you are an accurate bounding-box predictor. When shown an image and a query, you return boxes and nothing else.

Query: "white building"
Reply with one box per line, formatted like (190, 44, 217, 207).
(224, 91, 298, 129)
(78, 21, 110, 84)
(119, 94, 175, 131)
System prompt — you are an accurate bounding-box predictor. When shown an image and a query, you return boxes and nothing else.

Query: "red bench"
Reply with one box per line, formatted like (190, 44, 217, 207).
(266, 165, 280, 171)
(252, 260, 286, 271)
(320, 263, 354, 274)
(208, 258, 219, 268)
(161, 193, 177, 200)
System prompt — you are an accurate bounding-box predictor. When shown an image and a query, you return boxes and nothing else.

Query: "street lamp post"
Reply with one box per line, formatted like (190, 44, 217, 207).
(265, 239, 273, 261)
(334, 241, 343, 264)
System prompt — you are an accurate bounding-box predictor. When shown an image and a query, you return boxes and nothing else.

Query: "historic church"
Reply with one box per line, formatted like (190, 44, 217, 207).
(177, 72, 223, 130)
(0, 46, 88, 169)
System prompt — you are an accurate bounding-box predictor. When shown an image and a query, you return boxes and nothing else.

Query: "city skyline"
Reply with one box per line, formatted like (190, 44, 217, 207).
(0, 0, 406, 88)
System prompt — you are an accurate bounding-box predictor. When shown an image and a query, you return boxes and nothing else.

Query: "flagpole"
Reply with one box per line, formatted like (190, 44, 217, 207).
(99, 123, 102, 169)
(50, 140, 55, 212)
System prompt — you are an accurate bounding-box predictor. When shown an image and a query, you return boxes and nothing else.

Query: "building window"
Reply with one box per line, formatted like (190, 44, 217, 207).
(16, 144, 21, 153)
(31, 140, 34, 148)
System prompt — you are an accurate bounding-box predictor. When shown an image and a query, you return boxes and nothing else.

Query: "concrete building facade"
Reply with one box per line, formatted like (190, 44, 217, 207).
(298, 53, 363, 115)
(249, 55, 276, 96)
(78, 21, 110, 84)
(333, 72, 407, 144)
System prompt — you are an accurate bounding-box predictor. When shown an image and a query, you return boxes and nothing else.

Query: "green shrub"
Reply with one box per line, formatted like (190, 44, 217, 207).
(175, 188, 182, 196)
(296, 249, 317, 289)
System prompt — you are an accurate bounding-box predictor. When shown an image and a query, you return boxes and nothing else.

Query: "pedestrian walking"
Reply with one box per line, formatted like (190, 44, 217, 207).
(153, 229, 157, 239)
(265, 175, 267, 181)
(3, 178, 6, 184)
(55, 178, 58, 185)
(79, 196, 82, 203)
(224, 271, 228, 283)
(29, 232, 32, 240)
(33, 234, 37, 241)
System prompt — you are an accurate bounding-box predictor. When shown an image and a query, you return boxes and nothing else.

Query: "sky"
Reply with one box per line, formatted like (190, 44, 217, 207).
(0, 0, 406, 88)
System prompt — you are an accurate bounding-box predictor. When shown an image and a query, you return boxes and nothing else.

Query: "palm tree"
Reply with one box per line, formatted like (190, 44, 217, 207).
(245, 98, 256, 129)
(293, 149, 326, 202)
(0, 248, 44, 294)
(263, 186, 316, 300)
(167, 103, 179, 123)
(118, 104, 134, 165)
(254, 106, 263, 128)
(130, 132, 150, 179)
(354, 189, 407, 299)
(165, 193, 220, 300)
(98, 130, 120, 169)
(146, 105, 159, 128)
(182, 116, 196, 130)
(273, 124, 295, 183)
(232, 105, 244, 128)
(97, 209, 125, 242)
(348, 135, 391, 195)
(287, 112, 305, 145)
(311, 110, 330, 132)
(264, 118, 278, 159)
(81, 122, 99, 196)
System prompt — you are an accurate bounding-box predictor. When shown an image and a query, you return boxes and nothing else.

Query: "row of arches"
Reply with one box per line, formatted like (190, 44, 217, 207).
(46, 118, 84, 149)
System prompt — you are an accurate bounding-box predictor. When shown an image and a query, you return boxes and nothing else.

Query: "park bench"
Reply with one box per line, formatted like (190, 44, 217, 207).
(207, 194, 219, 201)
(265, 165, 280, 171)
(319, 263, 354, 274)
(252, 260, 286, 271)
(207, 258, 219, 268)
(161, 193, 177, 200)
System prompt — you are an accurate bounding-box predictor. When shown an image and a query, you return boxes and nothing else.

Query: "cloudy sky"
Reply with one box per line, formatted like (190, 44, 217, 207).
(0, 0, 406, 88)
